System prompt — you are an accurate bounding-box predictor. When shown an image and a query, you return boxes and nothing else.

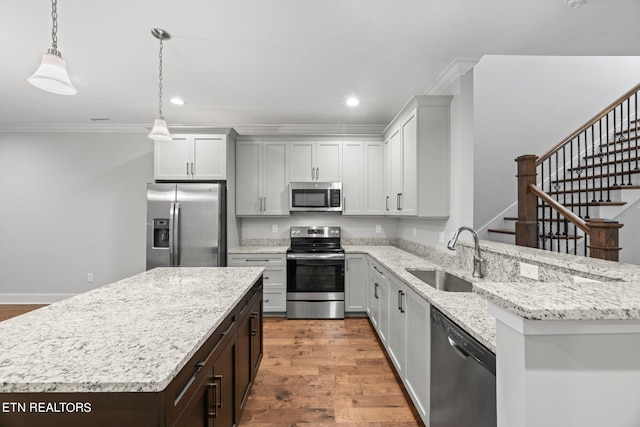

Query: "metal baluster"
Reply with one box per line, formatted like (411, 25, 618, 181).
(602, 118, 611, 202)
(540, 161, 546, 250)
(627, 98, 633, 184)
(595, 125, 603, 202)
(613, 106, 619, 186)
(629, 92, 640, 170)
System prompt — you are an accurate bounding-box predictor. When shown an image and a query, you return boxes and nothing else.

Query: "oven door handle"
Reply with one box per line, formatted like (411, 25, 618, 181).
(286, 253, 345, 260)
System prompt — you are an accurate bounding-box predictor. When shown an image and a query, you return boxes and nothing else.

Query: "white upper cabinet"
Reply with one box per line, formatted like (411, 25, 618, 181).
(154, 134, 227, 181)
(289, 141, 342, 182)
(342, 141, 364, 215)
(342, 140, 385, 215)
(236, 141, 289, 216)
(382, 96, 452, 217)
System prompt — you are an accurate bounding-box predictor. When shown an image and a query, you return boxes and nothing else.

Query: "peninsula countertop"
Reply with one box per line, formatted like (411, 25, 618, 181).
(0, 267, 264, 394)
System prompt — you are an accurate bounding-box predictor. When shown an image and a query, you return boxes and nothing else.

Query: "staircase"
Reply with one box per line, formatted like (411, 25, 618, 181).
(488, 83, 640, 259)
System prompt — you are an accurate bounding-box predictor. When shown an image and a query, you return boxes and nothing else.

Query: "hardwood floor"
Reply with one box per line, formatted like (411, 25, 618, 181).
(0, 304, 47, 322)
(1, 307, 423, 426)
(239, 318, 423, 427)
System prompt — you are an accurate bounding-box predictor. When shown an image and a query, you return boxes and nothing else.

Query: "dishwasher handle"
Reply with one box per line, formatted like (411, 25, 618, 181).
(448, 336, 470, 360)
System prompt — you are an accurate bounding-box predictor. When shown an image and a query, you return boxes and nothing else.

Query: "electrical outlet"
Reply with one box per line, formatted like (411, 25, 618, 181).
(520, 262, 539, 280)
(271, 224, 278, 233)
(375, 225, 382, 234)
(87, 273, 94, 283)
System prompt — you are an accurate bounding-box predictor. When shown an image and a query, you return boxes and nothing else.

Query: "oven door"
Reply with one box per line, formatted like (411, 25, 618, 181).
(286, 253, 345, 300)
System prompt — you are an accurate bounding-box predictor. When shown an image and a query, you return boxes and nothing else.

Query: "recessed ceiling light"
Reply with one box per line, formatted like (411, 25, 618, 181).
(170, 97, 185, 105)
(346, 97, 360, 107)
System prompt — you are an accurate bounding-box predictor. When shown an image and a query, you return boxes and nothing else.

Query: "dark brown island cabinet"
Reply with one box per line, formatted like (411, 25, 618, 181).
(0, 279, 263, 427)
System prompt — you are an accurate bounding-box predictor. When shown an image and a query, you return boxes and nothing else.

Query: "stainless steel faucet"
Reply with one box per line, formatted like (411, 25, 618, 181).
(447, 226, 484, 278)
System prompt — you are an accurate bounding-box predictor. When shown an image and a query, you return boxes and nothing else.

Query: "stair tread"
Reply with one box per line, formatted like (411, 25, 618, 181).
(552, 168, 640, 184)
(538, 201, 626, 207)
(567, 157, 640, 171)
(539, 233, 584, 240)
(587, 143, 640, 159)
(547, 184, 640, 195)
(488, 228, 516, 235)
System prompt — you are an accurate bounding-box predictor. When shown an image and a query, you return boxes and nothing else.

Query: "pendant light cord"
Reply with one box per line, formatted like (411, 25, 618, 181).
(158, 37, 164, 120)
(51, 0, 58, 50)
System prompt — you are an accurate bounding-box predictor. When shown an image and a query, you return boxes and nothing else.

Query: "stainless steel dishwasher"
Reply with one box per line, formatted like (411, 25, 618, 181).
(430, 306, 496, 427)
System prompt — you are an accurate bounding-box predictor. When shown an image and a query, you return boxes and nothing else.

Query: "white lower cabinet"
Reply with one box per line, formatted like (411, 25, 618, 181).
(228, 254, 286, 313)
(345, 254, 367, 312)
(403, 285, 431, 423)
(368, 259, 390, 346)
(387, 274, 407, 376)
(364, 256, 430, 426)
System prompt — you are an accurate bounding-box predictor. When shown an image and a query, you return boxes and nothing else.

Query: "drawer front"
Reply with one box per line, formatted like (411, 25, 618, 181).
(262, 268, 284, 287)
(228, 254, 285, 266)
(263, 290, 286, 312)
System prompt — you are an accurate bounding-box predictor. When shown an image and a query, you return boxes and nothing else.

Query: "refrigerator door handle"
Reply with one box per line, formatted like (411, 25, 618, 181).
(174, 202, 181, 266)
(169, 202, 176, 266)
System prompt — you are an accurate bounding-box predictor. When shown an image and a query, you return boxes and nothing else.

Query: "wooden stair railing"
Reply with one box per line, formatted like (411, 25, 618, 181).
(512, 82, 639, 261)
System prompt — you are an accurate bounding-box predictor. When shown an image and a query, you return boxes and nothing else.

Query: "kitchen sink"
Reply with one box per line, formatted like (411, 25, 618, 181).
(406, 269, 473, 292)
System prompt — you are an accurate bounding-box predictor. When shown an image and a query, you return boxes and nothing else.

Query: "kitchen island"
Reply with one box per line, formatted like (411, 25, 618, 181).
(0, 267, 264, 427)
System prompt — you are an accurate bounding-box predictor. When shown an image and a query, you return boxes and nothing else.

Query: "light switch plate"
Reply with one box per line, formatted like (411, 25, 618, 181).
(520, 262, 539, 280)
(271, 225, 278, 233)
(87, 273, 94, 283)
(375, 225, 382, 234)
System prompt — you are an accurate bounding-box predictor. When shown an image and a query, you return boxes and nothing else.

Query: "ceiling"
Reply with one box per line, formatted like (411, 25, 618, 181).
(1, 0, 639, 134)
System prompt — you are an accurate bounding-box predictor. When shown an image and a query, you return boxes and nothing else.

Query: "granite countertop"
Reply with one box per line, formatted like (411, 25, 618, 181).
(343, 245, 497, 352)
(0, 267, 263, 393)
(474, 280, 640, 321)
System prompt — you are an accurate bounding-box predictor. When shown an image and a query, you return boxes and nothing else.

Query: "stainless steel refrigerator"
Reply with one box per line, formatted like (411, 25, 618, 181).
(146, 183, 226, 270)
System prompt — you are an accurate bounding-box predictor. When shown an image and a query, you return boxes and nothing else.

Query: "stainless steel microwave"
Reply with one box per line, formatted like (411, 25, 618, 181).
(289, 182, 342, 212)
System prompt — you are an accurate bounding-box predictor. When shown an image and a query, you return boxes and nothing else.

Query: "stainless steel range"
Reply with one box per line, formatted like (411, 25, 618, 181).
(286, 226, 345, 319)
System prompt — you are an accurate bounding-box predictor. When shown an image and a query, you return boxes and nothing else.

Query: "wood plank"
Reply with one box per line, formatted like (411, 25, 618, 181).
(239, 318, 422, 426)
(0, 304, 47, 322)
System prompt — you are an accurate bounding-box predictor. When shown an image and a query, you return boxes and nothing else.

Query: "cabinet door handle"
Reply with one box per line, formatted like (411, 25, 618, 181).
(213, 374, 223, 411)
(397, 193, 402, 210)
(374, 282, 379, 299)
(186, 162, 189, 176)
(316, 167, 319, 180)
(386, 196, 389, 211)
(343, 197, 346, 212)
(400, 291, 405, 313)
(251, 312, 259, 336)
(373, 265, 384, 276)
(191, 162, 195, 176)
(207, 382, 217, 418)
(220, 320, 235, 337)
(311, 167, 315, 180)
(346, 258, 349, 272)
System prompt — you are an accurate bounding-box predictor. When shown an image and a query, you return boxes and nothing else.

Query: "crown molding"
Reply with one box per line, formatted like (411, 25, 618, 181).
(424, 57, 480, 95)
(0, 122, 386, 136)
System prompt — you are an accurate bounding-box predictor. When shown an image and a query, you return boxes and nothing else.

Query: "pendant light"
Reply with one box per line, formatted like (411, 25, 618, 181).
(28, 0, 77, 95)
(148, 28, 172, 141)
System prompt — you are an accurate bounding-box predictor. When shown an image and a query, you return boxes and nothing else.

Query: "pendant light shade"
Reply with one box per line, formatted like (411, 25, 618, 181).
(29, 0, 76, 95)
(148, 119, 172, 141)
(28, 49, 77, 95)
(148, 28, 172, 141)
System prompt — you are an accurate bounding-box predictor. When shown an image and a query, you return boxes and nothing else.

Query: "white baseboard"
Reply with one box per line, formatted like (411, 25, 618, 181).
(0, 294, 76, 304)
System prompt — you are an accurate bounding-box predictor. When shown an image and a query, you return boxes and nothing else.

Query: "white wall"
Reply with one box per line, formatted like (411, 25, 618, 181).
(0, 132, 154, 302)
(473, 55, 640, 231)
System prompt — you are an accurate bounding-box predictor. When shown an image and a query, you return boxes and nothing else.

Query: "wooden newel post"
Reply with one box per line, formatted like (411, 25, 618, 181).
(515, 155, 538, 248)
(588, 218, 623, 262)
